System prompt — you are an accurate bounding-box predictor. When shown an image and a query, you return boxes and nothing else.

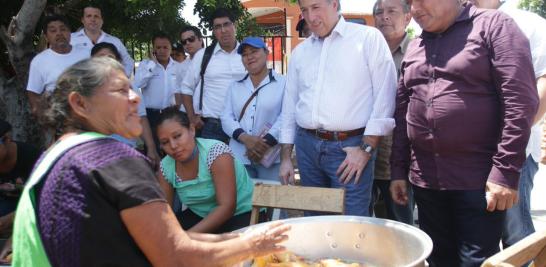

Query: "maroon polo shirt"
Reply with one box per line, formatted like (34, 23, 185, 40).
(391, 3, 539, 190)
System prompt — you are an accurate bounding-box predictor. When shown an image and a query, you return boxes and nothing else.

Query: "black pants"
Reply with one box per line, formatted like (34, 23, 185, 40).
(413, 186, 505, 267)
(145, 108, 163, 154)
(176, 209, 251, 233)
(198, 117, 229, 144)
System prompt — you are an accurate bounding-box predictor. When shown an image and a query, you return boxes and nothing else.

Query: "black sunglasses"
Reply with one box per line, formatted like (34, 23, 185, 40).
(181, 36, 197, 45)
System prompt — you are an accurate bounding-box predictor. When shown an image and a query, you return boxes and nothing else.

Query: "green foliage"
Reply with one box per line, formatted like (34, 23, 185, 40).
(519, 0, 546, 18)
(1, 0, 186, 44)
(0, 0, 188, 72)
(193, 0, 266, 39)
(70, 0, 186, 42)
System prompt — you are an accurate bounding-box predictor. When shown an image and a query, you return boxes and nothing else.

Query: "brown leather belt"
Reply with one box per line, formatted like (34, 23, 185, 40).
(304, 127, 365, 141)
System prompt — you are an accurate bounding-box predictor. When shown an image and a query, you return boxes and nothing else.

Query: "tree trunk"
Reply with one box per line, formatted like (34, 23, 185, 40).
(0, 0, 47, 144)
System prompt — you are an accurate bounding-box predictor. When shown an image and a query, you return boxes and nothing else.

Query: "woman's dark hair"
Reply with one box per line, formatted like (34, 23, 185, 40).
(43, 57, 125, 133)
(91, 42, 122, 62)
(156, 106, 191, 132)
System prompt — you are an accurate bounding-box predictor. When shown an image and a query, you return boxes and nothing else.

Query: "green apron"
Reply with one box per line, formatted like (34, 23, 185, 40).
(12, 132, 107, 267)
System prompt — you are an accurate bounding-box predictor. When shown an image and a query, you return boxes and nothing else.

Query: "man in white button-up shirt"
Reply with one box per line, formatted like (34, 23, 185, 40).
(70, 5, 135, 76)
(133, 33, 187, 152)
(180, 8, 247, 143)
(279, 0, 397, 216)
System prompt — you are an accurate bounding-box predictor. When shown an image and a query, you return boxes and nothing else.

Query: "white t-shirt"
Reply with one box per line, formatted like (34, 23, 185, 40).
(26, 47, 89, 94)
(500, 5, 546, 162)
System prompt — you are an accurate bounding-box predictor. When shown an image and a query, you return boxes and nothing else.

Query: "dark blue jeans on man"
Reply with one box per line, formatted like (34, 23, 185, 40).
(370, 179, 414, 225)
(413, 186, 505, 267)
(295, 127, 375, 216)
(502, 155, 537, 247)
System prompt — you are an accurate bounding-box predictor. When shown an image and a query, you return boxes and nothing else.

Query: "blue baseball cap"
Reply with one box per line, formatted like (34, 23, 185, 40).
(237, 37, 267, 54)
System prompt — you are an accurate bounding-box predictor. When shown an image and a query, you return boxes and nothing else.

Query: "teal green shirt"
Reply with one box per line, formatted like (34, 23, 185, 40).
(160, 138, 253, 218)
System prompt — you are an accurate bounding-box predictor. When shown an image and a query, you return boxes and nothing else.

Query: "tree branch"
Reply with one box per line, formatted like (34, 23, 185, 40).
(0, 26, 10, 45)
(13, 0, 47, 45)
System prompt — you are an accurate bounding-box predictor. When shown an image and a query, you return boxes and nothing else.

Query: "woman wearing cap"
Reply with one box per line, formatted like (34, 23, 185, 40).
(11, 57, 289, 267)
(221, 37, 286, 185)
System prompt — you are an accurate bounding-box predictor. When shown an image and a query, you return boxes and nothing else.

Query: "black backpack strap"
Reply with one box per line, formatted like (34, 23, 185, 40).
(198, 41, 217, 112)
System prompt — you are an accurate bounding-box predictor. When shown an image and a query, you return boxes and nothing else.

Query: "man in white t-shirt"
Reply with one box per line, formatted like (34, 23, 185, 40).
(71, 5, 134, 76)
(471, 0, 546, 248)
(26, 15, 89, 116)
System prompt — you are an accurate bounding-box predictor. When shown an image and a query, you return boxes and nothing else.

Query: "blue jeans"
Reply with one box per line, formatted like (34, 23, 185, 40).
(295, 128, 375, 216)
(246, 163, 288, 219)
(245, 163, 281, 182)
(370, 179, 414, 225)
(199, 118, 229, 144)
(502, 155, 537, 247)
(414, 186, 505, 267)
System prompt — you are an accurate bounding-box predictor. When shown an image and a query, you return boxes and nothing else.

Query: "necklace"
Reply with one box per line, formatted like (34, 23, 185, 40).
(179, 145, 198, 164)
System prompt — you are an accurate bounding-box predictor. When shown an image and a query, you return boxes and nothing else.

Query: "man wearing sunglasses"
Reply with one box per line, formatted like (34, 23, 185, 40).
(180, 26, 204, 60)
(180, 8, 246, 143)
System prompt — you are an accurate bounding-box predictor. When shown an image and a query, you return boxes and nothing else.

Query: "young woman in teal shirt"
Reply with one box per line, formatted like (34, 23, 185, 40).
(156, 107, 254, 233)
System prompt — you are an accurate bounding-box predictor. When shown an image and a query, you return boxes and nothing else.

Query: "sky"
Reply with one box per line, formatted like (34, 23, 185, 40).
(181, 0, 200, 26)
(179, 0, 522, 34)
(179, 0, 419, 33)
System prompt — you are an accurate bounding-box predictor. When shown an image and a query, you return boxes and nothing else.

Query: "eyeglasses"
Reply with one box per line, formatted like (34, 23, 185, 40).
(181, 36, 197, 45)
(213, 21, 234, 31)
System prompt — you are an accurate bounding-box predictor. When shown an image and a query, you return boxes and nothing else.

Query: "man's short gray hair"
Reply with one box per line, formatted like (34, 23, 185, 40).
(298, 0, 342, 12)
(42, 57, 125, 133)
(372, 0, 410, 15)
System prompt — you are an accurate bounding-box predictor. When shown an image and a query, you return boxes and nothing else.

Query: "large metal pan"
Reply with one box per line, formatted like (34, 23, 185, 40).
(236, 216, 432, 267)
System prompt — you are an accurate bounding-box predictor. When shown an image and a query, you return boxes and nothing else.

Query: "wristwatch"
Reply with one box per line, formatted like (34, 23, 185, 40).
(360, 143, 375, 155)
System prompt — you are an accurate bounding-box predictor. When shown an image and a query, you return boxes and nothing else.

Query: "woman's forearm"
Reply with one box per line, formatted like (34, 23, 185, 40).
(189, 204, 235, 233)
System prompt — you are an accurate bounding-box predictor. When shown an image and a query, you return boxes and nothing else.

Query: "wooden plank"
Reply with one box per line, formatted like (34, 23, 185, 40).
(534, 246, 546, 267)
(251, 184, 345, 214)
(482, 230, 546, 267)
(250, 207, 261, 225)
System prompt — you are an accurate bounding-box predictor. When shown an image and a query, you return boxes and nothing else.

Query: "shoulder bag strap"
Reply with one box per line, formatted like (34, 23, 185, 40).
(238, 70, 275, 122)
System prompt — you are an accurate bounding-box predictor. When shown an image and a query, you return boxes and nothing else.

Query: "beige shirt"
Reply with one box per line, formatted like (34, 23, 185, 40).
(375, 34, 411, 180)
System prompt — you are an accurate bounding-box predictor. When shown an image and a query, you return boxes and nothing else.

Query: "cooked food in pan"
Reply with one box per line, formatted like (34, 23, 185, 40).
(252, 252, 365, 267)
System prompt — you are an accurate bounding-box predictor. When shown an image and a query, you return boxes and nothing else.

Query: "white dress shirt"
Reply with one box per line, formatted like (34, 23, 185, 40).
(221, 70, 286, 164)
(133, 58, 184, 110)
(180, 42, 246, 118)
(71, 29, 135, 75)
(499, 5, 546, 162)
(279, 17, 397, 144)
